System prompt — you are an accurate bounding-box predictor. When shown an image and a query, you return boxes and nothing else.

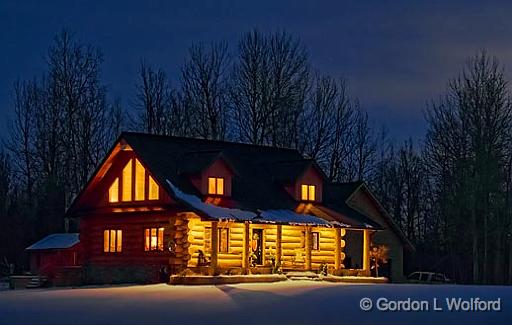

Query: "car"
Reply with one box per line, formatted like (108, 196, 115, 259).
(407, 271, 451, 284)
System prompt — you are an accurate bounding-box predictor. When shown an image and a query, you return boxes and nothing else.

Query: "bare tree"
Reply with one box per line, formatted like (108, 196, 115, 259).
(232, 30, 309, 146)
(425, 51, 512, 284)
(181, 42, 231, 140)
(134, 61, 171, 135)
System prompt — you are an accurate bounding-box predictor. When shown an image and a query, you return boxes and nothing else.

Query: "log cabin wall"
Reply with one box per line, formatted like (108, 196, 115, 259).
(186, 215, 345, 272)
(187, 216, 244, 268)
(311, 227, 337, 270)
(80, 212, 172, 267)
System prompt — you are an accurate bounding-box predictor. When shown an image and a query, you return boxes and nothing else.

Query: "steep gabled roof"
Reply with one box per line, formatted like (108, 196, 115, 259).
(68, 132, 388, 230)
(178, 150, 237, 176)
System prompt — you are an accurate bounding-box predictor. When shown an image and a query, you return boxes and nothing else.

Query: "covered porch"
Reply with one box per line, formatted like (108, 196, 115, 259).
(170, 212, 372, 276)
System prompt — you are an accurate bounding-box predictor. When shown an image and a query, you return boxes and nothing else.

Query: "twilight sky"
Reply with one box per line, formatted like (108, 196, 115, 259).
(1, 0, 512, 142)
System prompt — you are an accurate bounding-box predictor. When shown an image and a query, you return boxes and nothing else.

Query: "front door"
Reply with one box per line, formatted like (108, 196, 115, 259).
(251, 229, 264, 265)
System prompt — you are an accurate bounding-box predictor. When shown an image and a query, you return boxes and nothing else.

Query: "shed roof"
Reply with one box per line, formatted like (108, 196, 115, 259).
(26, 233, 80, 251)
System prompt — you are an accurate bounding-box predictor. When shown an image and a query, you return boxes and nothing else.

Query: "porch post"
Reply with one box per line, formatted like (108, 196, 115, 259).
(243, 221, 250, 272)
(276, 224, 282, 266)
(305, 226, 312, 270)
(363, 229, 370, 275)
(335, 228, 341, 272)
(211, 221, 219, 272)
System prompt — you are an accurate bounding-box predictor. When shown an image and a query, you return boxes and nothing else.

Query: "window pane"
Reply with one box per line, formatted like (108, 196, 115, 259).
(109, 178, 119, 203)
(103, 230, 109, 252)
(313, 232, 319, 250)
(204, 227, 212, 251)
(145, 229, 150, 251)
(148, 176, 159, 200)
(158, 228, 164, 251)
(110, 230, 116, 252)
(116, 230, 122, 252)
(219, 228, 229, 253)
(122, 159, 133, 201)
(135, 159, 145, 201)
(309, 185, 315, 201)
(208, 177, 216, 194)
(151, 228, 157, 250)
(216, 178, 224, 195)
(301, 185, 308, 200)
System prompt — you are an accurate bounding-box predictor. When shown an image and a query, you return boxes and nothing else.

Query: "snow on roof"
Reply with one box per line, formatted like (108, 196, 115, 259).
(256, 210, 332, 226)
(26, 233, 80, 250)
(167, 180, 257, 221)
(167, 180, 337, 227)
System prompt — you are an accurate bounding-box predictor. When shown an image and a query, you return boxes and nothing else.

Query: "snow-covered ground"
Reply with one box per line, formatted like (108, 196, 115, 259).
(0, 281, 510, 324)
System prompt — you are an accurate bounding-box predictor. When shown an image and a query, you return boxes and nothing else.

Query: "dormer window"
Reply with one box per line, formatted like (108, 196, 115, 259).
(301, 184, 316, 201)
(208, 177, 224, 195)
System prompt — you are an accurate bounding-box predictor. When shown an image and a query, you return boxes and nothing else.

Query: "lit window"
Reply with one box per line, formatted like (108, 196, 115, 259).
(109, 158, 160, 203)
(207, 177, 224, 195)
(103, 229, 122, 253)
(300, 184, 316, 201)
(204, 227, 229, 253)
(135, 159, 145, 201)
(145, 227, 164, 251)
(148, 175, 159, 200)
(109, 178, 119, 203)
(122, 160, 132, 202)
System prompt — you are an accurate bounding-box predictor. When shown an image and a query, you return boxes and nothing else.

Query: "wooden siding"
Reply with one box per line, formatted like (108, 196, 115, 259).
(186, 217, 343, 271)
(80, 212, 173, 266)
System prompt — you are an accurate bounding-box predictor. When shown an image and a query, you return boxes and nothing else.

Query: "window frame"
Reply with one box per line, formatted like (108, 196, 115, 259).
(207, 177, 225, 196)
(300, 184, 316, 201)
(144, 227, 165, 252)
(301, 231, 320, 250)
(204, 227, 230, 253)
(107, 157, 160, 204)
(103, 229, 122, 253)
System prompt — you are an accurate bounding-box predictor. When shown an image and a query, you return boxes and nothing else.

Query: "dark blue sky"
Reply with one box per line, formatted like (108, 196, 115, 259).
(1, 0, 511, 142)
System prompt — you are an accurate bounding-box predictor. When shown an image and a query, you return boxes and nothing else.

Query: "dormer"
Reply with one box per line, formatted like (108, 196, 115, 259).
(294, 164, 323, 203)
(272, 159, 324, 203)
(180, 151, 236, 197)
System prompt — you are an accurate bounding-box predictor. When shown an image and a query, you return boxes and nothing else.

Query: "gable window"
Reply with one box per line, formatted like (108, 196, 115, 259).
(207, 177, 224, 195)
(103, 229, 122, 253)
(108, 158, 160, 203)
(145, 227, 164, 251)
(204, 227, 229, 253)
(135, 159, 145, 201)
(109, 178, 119, 203)
(301, 184, 316, 201)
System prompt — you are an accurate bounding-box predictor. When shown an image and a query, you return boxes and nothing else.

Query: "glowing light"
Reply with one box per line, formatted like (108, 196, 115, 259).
(148, 175, 159, 200)
(208, 177, 225, 195)
(135, 159, 145, 201)
(122, 160, 132, 202)
(104, 229, 122, 252)
(300, 184, 316, 201)
(108, 178, 119, 203)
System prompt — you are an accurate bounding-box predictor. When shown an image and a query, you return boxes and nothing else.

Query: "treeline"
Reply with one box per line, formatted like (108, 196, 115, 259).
(1, 30, 511, 284)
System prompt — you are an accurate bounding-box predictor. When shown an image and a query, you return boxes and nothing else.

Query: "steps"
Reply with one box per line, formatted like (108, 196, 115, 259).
(285, 271, 321, 281)
(25, 276, 47, 289)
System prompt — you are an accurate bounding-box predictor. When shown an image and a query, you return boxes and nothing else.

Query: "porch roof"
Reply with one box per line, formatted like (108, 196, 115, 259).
(167, 180, 381, 229)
